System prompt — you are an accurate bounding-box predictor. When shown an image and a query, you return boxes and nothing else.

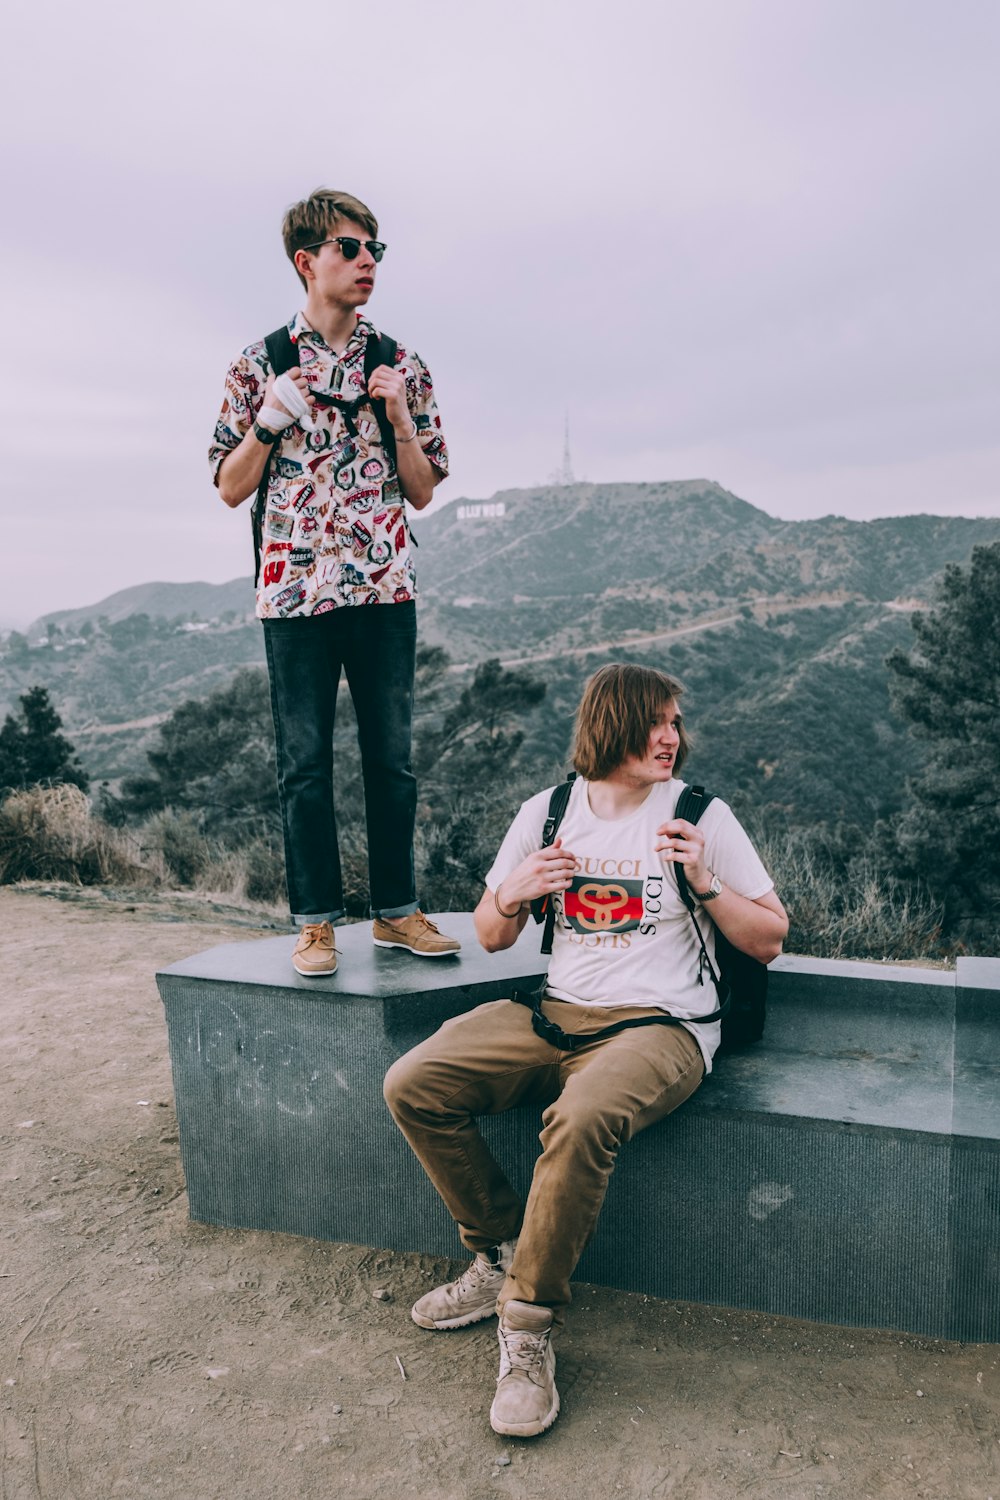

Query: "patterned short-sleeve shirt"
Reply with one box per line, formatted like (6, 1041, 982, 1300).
(209, 311, 448, 619)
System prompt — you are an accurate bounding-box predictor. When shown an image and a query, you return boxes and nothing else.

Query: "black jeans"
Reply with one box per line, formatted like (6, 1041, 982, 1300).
(262, 601, 418, 923)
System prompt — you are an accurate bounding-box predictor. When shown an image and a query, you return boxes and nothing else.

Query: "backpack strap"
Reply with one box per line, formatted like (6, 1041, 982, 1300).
(250, 327, 300, 587)
(267, 330, 400, 450)
(511, 985, 697, 1050)
(529, 772, 576, 956)
(673, 784, 729, 1016)
(364, 332, 399, 471)
(519, 775, 727, 1027)
(264, 325, 299, 377)
(673, 783, 716, 912)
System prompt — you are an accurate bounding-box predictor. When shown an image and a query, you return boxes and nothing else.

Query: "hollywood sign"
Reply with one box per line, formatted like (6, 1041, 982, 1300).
(457, 503, 506, 520)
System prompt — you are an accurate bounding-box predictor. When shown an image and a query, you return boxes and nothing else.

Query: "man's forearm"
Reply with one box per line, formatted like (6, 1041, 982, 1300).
(474, 888, 530, 952)
(394, 426, 441, 510)
(216, 429, 275, 508)
(705, 887, 787, 965)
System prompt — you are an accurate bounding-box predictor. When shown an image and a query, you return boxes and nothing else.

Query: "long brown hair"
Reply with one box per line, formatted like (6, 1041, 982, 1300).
(572, 663, 690, 781)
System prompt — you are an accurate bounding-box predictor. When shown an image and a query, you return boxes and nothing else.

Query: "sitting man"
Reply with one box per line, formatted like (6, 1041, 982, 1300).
(384, 662, 787, 1437)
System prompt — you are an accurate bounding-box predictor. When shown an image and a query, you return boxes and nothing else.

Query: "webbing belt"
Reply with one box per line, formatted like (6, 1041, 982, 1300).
(510, 986, 724, 1052)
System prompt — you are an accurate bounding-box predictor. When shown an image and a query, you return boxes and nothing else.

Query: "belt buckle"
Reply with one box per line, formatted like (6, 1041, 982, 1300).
(532, 1007, 577, 1052)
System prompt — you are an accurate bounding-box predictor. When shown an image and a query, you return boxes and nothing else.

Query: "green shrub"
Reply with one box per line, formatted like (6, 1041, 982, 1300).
(244, 839, 287, 906)
(144, 810, 209, 887)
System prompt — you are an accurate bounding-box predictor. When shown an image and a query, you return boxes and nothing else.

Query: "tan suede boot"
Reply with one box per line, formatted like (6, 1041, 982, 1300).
(411, 1241, 516, 1330)
(490, 1300, 559, 1437)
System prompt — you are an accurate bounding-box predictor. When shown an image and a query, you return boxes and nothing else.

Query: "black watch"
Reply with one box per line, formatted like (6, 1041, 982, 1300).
(252, 420, 282, 446)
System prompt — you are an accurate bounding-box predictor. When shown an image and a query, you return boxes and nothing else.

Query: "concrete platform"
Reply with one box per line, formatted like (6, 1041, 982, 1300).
(156, 916, 1000, 1341)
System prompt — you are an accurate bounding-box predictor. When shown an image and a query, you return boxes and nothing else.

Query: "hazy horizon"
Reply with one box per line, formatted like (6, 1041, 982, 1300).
(15, 477, 1000, 635)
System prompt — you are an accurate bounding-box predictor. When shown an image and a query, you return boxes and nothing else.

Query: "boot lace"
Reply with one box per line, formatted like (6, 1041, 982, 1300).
(497, 1324, 550, 1379)
(454, 1254, 502, 1296)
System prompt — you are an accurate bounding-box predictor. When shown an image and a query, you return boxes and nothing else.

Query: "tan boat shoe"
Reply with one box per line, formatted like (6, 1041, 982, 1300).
(372, 910, 461, 957)
(292, 921, 338, 976)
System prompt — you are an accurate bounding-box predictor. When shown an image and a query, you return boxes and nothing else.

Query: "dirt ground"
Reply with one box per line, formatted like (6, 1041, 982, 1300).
(2, 886, 998, 1500)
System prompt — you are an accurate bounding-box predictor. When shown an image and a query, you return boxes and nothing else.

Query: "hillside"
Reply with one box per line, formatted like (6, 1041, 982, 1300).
(29, 577, 255, 638)
(413, 481, 999, 659)
(6, 481, 998, 826)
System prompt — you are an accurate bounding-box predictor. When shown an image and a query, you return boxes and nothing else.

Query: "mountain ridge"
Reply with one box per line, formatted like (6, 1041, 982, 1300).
(29, 577, 256, 638)
(27, 481, 999, 638)
(7, 480, 997, 832)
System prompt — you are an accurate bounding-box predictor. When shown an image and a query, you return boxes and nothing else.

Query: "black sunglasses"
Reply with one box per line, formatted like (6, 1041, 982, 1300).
(303, 236, 386, 262)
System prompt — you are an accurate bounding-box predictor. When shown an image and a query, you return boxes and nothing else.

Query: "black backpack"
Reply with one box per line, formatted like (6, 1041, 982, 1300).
(525, 774, 767, 1054)
(250, 324, 399, 585)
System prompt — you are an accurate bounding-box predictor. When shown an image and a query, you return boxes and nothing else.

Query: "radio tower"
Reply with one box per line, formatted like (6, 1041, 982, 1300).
(555, 413, 575, 486)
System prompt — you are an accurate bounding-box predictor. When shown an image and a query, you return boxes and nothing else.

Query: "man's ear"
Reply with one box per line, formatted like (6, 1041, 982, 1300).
(294, 248, 314, 283)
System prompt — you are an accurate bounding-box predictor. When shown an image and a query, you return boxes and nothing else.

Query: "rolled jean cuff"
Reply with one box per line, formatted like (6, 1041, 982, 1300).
(292, 909, 344, 926)
(373, 900, 420, 920)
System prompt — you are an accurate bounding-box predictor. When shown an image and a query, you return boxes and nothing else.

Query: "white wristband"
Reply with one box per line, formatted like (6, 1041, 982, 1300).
(272, 372, 310, 422)
(258, 405, 295, 433)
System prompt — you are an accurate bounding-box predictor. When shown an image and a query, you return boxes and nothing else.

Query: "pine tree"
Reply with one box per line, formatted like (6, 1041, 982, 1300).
(120, 668, 278, 835)
(885, 542, 1000, 935)
(412, 657, 548, 908)
(0, 686, 89, 795)
(426, 658, 547, 778)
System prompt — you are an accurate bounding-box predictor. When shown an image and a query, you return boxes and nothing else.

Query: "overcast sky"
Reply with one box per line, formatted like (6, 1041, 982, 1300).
(2, 0, 997, 627)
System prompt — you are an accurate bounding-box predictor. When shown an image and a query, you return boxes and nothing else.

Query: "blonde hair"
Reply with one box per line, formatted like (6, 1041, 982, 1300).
(572, 663, 690, 781)
(282, 189, 379, 289)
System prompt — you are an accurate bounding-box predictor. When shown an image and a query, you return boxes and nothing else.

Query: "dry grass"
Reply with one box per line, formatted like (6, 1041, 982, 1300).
(0, 785, 156, 887)
(193, 844, 286, 919)
(138, 813, 287, 916)
(0, 786, 960, 958)
(753, 826, 948, 961)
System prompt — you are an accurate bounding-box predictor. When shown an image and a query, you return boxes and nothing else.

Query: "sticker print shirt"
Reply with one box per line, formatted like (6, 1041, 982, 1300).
(209, 311, 449, 620)
(485, 778, 774, 1074)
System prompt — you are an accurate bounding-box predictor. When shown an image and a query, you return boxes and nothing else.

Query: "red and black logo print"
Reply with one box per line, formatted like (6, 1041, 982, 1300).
(563, 878, 644, 934)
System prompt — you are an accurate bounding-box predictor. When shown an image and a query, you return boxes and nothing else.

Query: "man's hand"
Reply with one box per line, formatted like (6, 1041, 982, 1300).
(657, 818, 789, 961)
(655, 818, 711, 892)
(367, 363, 412, 433)
(260, 368, 315, 428)
(474, 837, 577, 952)
(496, 836, 578, 912)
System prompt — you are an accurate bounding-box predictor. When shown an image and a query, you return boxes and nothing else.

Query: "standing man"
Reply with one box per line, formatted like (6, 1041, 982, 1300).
(209, 189, 460, 975)
(384, 662, 787, 1437)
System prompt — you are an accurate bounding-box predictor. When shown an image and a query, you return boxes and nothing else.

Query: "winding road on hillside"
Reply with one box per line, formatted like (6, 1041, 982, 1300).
(448, 590, 917, 672)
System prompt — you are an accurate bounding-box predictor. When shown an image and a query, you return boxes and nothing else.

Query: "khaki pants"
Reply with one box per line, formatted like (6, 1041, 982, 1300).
(383, 996, 705, 1321)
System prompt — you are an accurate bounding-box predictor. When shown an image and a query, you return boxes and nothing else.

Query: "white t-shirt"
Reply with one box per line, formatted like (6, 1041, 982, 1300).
(485, 777, 774, 1074)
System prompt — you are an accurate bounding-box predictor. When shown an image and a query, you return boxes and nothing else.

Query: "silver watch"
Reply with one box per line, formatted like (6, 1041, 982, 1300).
(693, 872, 722, 902)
